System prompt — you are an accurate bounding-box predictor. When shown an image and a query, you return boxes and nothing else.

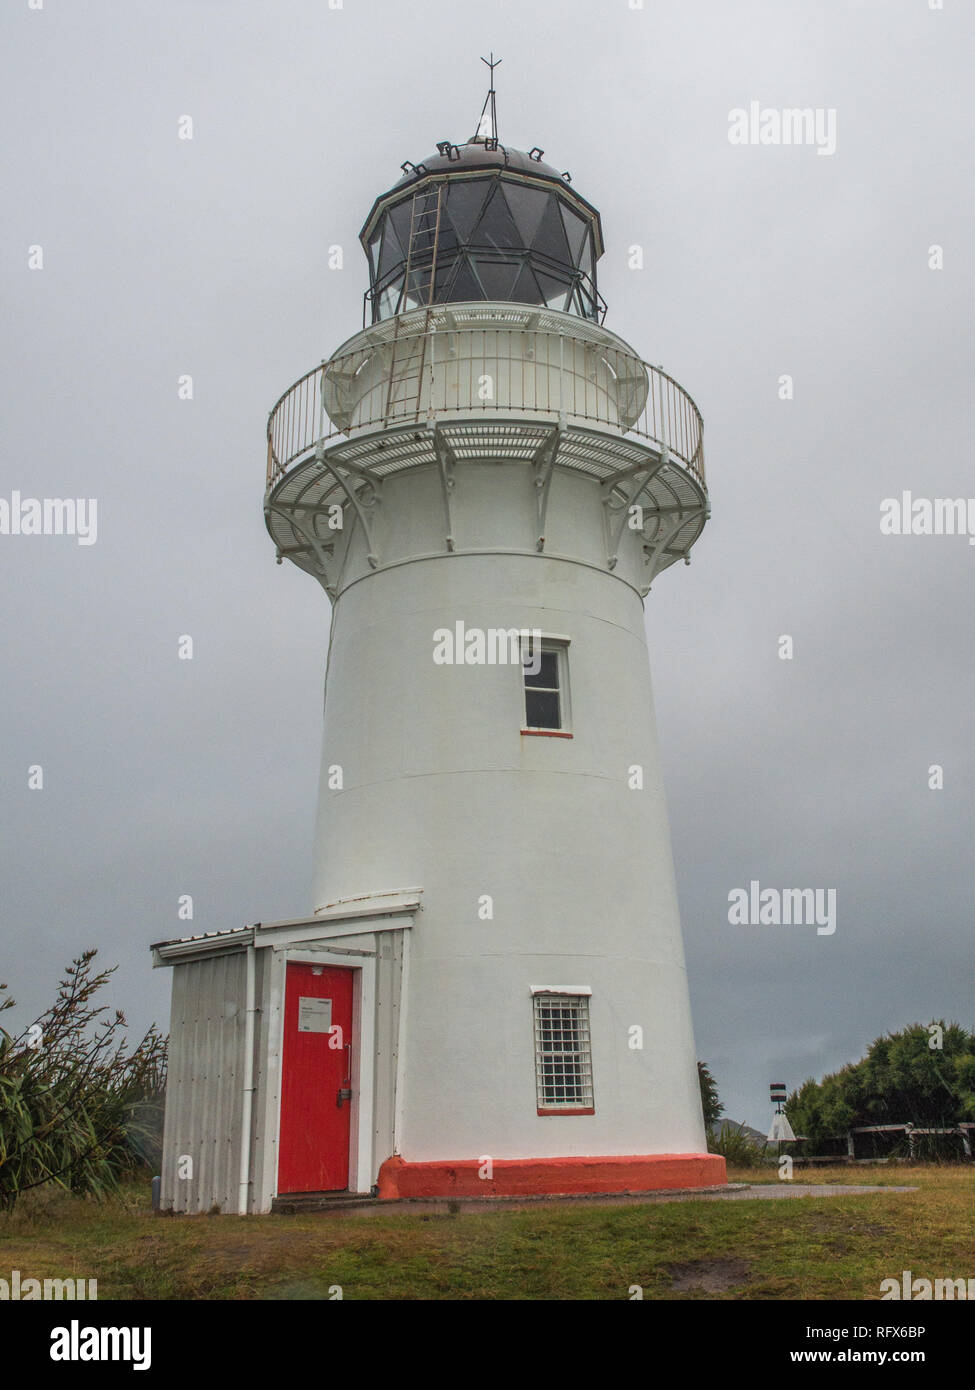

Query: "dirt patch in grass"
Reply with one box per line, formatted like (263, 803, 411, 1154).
(664, 1257, 753, 1293)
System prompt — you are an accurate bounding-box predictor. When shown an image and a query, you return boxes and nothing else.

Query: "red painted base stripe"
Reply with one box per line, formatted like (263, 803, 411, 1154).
(376, 1152, 727, 1199)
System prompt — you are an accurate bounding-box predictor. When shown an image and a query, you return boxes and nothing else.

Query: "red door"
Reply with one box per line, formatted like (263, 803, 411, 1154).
(278, 963, 354, 1194)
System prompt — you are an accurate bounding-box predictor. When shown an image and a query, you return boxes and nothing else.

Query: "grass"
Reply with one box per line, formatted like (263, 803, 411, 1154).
(0, 1165, 971, 1300)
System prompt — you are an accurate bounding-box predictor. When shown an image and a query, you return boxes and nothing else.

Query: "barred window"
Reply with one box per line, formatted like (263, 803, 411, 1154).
(532, 992, 594, 1113)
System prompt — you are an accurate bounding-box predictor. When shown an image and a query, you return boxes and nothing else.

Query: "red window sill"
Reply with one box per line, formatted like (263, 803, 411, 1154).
(521, 729, 573, 739)
(537, 1107, 595, 1116)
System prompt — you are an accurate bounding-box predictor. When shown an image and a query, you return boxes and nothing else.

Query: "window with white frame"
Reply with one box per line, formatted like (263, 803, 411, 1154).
(522, 639, 570, 733)
(532, 991, 593, 1112)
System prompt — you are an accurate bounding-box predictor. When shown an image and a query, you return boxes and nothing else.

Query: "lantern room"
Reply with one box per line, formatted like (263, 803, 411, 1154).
(359, 140, 605, 324)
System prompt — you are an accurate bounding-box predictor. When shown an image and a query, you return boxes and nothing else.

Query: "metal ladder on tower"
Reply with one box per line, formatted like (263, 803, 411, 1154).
(384, 183, 444, 425)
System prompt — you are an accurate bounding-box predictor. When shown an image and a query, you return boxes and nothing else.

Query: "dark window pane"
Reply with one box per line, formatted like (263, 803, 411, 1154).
(525, 650, 559, 688)
(378, 218, 405, 276)
(560, 201, 589, 262)
(404, 259, 435, 304)
(445, 257, 486, 302)
(475, 184, 522, 251)
(510, 263, 544, 304)
(472, 258, 522, 300)
(411, 225, 436, 256)
(525, 688, 561, 729)
(387, 201, 414, 257)
(534, 269, 572, 312)
(433, 251, 463, 298)
(433, 216, 458, 254)
(531, 194, 571, 265)
(378, 278, 402, 318)
(502, 182, 548, 243)
(447, 179, 492, 241)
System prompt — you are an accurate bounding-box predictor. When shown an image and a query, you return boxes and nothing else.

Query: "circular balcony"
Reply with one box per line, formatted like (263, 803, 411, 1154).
(265, 304, 707, 597)
(267, 304, 705, 491)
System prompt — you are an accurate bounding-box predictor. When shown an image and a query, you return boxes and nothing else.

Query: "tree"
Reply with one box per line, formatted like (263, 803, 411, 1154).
(698, 1060, 724, 1131)
(787, 1022, 975, 1151)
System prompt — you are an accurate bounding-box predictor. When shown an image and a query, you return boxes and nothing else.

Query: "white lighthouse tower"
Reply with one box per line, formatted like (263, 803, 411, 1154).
(258, 75, 724, 1200)
(154, 72, 723, 1215)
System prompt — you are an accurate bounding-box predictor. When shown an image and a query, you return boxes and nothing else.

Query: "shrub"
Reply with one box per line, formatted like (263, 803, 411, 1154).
(708, 1121, 767, 1168)
(787, 1022, 975, 1151)
(0, 951, 167, 1211)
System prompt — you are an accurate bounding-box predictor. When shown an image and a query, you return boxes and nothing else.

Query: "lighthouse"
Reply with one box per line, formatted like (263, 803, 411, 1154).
(153, 70, 725, 1212)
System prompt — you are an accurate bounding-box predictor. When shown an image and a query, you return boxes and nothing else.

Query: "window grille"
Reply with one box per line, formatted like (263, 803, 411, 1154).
(533, 993, 593, 1111)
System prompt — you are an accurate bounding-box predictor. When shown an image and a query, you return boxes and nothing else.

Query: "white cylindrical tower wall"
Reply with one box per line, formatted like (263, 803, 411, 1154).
(310, 457, 707, 1161)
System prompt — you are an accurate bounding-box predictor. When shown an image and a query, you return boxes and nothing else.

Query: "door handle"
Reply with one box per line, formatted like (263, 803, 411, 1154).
(338, 1042, 353, 1105)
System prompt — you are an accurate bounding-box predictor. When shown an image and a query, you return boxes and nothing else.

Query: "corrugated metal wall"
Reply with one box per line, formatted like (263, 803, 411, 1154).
(160, 950, 248, 1214)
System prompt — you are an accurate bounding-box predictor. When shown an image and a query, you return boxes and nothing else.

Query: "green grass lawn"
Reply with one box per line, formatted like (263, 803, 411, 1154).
(1, 1166, 971, 1300)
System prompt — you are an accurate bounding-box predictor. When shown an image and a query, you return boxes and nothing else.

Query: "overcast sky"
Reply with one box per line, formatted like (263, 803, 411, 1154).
(2, 0, 972, 1132)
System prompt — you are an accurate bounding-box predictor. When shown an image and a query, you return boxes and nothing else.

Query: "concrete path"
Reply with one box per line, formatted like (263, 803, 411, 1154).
(273, 1181, 917, 1217)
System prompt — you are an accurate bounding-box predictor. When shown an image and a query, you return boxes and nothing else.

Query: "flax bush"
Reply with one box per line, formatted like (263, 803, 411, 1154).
(0, 950, 167, 1212)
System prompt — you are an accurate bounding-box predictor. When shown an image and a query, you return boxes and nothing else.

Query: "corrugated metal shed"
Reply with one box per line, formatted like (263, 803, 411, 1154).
(153, 894, 419, 1213)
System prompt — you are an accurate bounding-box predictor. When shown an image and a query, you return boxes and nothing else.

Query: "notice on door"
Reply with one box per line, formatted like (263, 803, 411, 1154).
(298, 996, 333, 1033)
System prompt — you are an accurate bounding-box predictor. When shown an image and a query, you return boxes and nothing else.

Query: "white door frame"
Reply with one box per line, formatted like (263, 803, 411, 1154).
(261, 943, 377, 1207)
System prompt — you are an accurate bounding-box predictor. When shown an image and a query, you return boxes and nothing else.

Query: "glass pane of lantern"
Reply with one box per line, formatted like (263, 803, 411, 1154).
(473, 258, 522, 300)
(387, 200, 414, 256)
(412, 222, 437, 255)
(534, 269, 571, 312)
(434, 216, 458, 254)
(378, 218, 405, 276)
(475, 184, 522, 251)
(378, 280, 401, 318)
(448, 258, 487, 302)
(578, 231, 594, 283)
(433, 254, 461, 299)
(574, 283, 597, 320)
(511, 264, 545, 305)
(531, 194, 571, 265)
(405, 263, 432, 304)
(559, 202, 589, 262)
(446, 179, 492, 241)
(501, 182, 548, 243)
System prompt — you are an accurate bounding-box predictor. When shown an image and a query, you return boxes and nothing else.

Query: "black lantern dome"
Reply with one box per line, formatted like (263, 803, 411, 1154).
(359, 67, 604, 325)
